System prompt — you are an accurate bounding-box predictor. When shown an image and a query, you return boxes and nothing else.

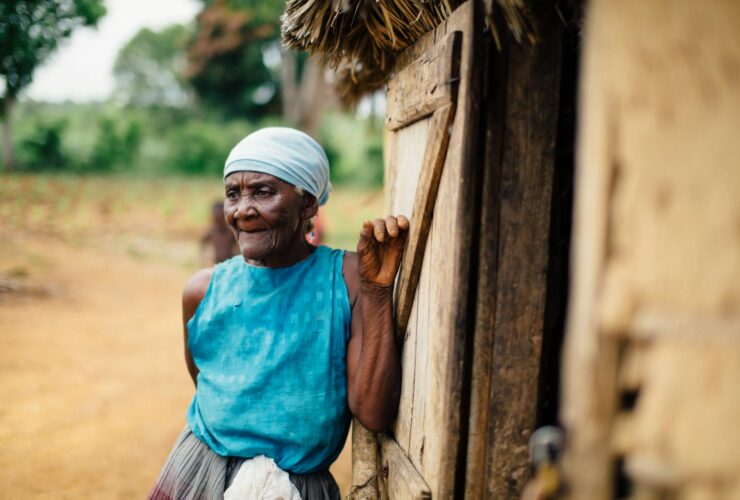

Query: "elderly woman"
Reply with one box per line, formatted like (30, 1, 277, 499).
(149, 128, 407, 500)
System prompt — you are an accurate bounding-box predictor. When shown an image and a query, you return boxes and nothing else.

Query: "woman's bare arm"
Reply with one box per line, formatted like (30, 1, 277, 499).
(344, 215, 409, 432)
(181, 268, 213, 386)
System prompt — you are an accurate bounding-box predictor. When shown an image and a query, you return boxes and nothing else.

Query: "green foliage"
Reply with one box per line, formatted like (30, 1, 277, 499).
(11, 101, 385, 187)
(319, 112, 385, 187)
(0, 0, 106, 104)
(113, 24, 192, 108)
(89, 116, 142, 171)
(185, 0, 284, 118)
(17, 118, 68, 170)
(164, 121, 245, 175)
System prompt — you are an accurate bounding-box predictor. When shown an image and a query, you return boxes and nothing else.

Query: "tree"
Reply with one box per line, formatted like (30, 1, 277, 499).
(185, 0, 284, 118)
(0, 0, 106, 170)
(113, 24, 192, 108)
(185, 0, 336, 133)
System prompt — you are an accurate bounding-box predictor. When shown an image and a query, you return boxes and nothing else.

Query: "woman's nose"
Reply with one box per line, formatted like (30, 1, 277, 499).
(233, 195, 258, 219)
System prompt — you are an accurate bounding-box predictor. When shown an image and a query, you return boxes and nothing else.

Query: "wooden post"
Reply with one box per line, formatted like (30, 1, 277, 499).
(350, 419, 380, 499)
(464, 3, 566, 498)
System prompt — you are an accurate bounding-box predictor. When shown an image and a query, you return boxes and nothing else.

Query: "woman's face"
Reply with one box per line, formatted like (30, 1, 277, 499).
(224, 171, 316, 266)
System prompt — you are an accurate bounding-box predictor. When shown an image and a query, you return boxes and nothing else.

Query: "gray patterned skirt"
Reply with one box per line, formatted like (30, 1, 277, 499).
(148, 426, 341, 500)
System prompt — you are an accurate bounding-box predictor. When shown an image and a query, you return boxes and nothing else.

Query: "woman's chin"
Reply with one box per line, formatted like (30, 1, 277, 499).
(238, 245, 270, 263)
(236, 232, 272, 259)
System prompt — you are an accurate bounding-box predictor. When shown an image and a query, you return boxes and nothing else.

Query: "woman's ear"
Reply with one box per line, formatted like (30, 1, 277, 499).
(301, 194, 319, 220)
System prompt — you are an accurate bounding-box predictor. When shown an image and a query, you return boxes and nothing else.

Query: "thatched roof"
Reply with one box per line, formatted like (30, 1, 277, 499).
(281, 0, 535, 105)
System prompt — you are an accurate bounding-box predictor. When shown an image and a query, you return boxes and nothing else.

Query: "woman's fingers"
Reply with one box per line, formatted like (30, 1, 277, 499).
(385, 216, 399, 238)
(361, 215, 410, 245)
(360, 220, 374, 238)
(373, 218, 387, 243)
(397, 215, 410, 231)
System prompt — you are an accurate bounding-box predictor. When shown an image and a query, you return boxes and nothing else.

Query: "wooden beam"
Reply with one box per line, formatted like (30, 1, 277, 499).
(385, 31, 461, 131)
(379, 434, 431, 500)
(394, 102, 456, 337)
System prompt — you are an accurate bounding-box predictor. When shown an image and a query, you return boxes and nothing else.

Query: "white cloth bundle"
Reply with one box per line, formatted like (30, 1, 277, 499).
(224, 455, 301, 500)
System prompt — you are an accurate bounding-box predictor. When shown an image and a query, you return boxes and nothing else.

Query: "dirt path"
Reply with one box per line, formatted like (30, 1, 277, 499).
(0, 233, 350, 498)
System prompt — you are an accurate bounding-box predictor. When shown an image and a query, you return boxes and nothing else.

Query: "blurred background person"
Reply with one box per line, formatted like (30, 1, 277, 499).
(200, 201, 239, 265)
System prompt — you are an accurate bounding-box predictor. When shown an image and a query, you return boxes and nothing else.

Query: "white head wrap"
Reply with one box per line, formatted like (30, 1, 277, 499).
(224, 127, 332, 206)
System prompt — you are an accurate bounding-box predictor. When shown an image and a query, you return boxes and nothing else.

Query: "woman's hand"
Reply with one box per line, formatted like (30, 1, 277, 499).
(356, 215, 410, 288)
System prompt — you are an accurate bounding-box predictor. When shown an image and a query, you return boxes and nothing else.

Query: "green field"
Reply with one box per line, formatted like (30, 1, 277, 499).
(0, 173, 385, 257)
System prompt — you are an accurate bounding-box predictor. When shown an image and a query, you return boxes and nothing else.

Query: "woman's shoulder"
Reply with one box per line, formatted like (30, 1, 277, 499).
(182, 267, 214, 311)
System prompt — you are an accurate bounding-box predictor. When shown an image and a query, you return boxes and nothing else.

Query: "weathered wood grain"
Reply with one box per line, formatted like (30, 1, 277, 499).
(485, 10, 563, 497)
(461, 4, 565, 498)
(393, 103, 455, 337)
(351, 419, 380, 499)
(376, 2, 483, 499)
(385, 31, 461, 131)
(378, 435, 431, 500)
(463, 27, 506, 500)
(389, 118, 430, 456)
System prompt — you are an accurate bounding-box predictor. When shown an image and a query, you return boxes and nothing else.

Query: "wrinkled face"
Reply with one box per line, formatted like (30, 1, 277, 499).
(224, 171, 316, 265)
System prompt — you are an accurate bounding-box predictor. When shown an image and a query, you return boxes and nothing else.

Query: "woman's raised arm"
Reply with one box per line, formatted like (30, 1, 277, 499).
(344, 215, 409, 432)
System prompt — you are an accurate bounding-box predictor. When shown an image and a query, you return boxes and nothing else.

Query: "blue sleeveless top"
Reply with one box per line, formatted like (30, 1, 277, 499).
(185, 246, 352, 474)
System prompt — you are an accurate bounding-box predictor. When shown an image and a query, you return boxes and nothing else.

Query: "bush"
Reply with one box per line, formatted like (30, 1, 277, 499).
(318, 112, 384, 187)
(89, 116, 142, 171)
(11, 101, 385, 183)
(164, 121, 246, 175)
(18, 119, 69, 171)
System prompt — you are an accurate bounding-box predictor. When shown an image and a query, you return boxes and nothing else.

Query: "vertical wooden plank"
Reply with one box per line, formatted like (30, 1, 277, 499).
(415, 4, 482, 498)
(379, 3, 483, 499)
(463, 26, 507, 500)
(390, 116, 431, 455)
(351, 419, 380, 499)
(461, 4, 566, 498)
(394, 282, 419, 453)
(486, 10, 563, 497)
(406, 226, 432, 472)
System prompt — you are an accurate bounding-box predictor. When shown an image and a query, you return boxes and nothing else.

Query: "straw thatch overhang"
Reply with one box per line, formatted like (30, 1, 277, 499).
(281, 0, 535, 105)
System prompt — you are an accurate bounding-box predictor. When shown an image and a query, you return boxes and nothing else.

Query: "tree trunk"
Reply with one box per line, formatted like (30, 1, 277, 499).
(2, 96, 14, 171)
(281, 48, 300, 126)
(297, 58, 333, 138)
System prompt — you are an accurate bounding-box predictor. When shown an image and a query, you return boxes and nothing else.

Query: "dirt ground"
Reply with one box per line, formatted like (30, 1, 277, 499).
(0, 230, 352, 498)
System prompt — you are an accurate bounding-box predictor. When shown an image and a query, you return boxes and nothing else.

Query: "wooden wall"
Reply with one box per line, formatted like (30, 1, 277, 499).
(561, 0, 740, 498)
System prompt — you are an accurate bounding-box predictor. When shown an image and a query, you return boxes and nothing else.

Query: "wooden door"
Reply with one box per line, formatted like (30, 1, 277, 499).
(362, 2, 482, 498)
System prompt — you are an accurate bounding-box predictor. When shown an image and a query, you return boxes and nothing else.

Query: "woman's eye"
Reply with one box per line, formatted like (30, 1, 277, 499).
(226, 190, 239, 200)
(254, 189, 272, 198)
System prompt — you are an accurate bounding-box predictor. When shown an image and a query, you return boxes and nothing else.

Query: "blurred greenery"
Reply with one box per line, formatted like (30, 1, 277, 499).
(113, 24, 192, 108)
(10, 100, 385, 186)
(185, 0, 285, 118)
(0, 0, 106, 103)
(3, 2, 385, 187)
(1, 0, 107, 170)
